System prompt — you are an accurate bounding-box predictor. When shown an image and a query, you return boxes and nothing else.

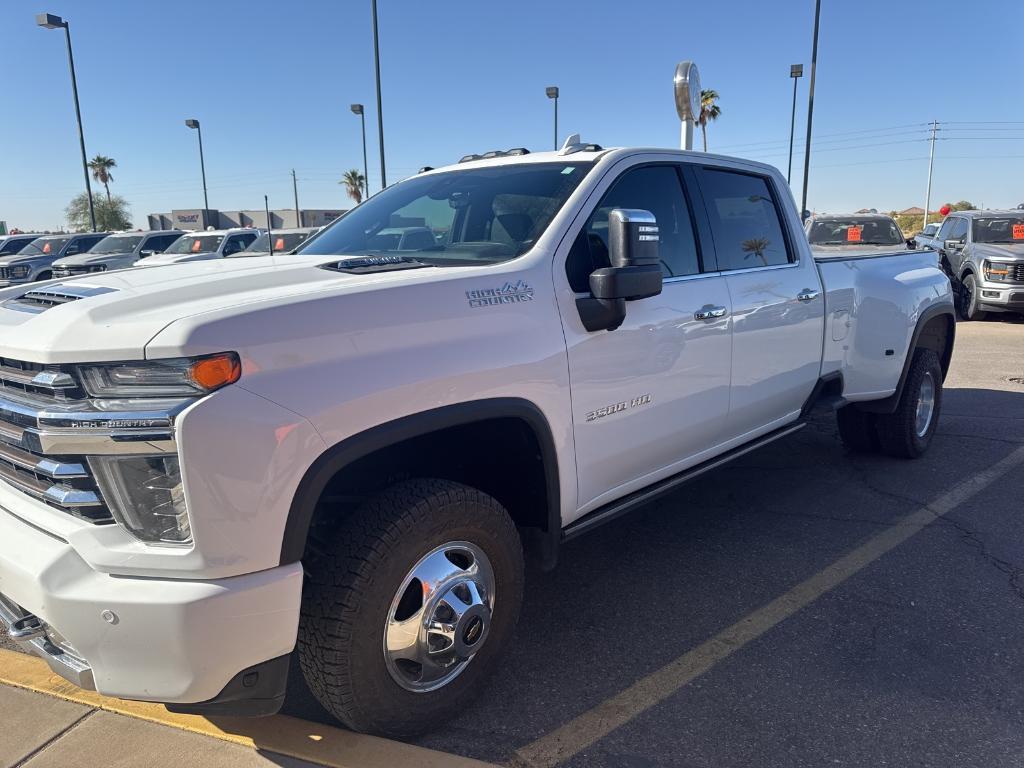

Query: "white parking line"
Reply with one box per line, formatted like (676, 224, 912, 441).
(512, 445, 1024, 768)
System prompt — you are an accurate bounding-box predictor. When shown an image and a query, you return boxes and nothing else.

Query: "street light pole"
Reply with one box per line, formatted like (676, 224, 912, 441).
(185, 119, 209, 215)
(787, 64, 803, 184)
(800, 0, 821, 219)
(37, 13, 96, 231)
(546, 86, 559, 150)
(370, 0, 387, 189)
(292, 169, 300, 227)
(350, 104, 370, 199)
(923, 120, 939, 232)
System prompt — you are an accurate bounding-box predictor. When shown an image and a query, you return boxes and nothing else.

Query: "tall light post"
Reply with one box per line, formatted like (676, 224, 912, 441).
(350, 104, 370, 199)
(184, 119, 209, 214)
(370, 0, 386, 189)
(546, 86, 559, 150)
(37, 13, 96, 231)
(787, 64, 803, 184)
(800, 0, 822, 218)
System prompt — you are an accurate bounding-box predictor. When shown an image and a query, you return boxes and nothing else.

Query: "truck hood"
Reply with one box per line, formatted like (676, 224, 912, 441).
(53, 251, 132, 267)
(137, 251, 220, 266)
(972, 243, 1024, 261)
(0, 255, 444, 363)
(0, 253, 54, 267)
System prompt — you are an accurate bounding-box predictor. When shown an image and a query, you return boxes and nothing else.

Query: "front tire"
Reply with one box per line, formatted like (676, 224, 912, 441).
(875, 348, 943, 459)
(298, 479, 524, 737)
(957, 274, 987, 321)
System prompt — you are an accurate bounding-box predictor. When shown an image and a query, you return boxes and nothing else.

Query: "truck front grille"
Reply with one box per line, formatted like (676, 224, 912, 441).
(1012, 263, 1024, 283)
(0, 362, 111, 524)
(0, 268, 10, 280)
(52, 265, 106, 279)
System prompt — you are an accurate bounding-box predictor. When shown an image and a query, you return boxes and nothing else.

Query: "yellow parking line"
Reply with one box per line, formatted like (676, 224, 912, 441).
(0, 648, 495, 768)
(512, 445, 1024, 768)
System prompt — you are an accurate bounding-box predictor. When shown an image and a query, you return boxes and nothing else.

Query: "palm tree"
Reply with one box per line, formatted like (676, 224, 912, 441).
(698, 90, 722, 152)
(340, 169, 366, 204)
(88, 155, 117, 201)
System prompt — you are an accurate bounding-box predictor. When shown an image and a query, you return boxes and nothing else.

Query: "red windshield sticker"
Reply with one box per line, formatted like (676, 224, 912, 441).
(1013, 224, 1024, 240)
(275, 238, 286, 250)
(191, 239, 202, 252)
(42, 242, 52, 254)
(846, 227, 862, 242)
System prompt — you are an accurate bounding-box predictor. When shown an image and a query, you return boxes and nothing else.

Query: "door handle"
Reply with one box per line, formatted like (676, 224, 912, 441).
(694, 305, 728, 321)
(796, 289, 820, 302)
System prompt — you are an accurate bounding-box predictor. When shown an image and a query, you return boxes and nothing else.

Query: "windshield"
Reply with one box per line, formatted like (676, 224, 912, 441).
(89, 234, 145, 254)
(20, 236, 71, 255)
(165, 234, 225, 254)
(234, 231, 314, 256)
(298, 162, 591, 265)
(973, 216, 1024, 244)
(0, 238, 32, 255)
(808, 218, 904, 246)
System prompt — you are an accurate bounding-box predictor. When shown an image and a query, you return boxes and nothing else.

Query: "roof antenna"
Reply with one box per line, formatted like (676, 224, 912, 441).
(560, 133, 581, 153)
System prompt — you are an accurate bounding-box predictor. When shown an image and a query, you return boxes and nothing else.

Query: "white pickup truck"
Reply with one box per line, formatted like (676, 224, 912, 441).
(0, 141, 954, 736)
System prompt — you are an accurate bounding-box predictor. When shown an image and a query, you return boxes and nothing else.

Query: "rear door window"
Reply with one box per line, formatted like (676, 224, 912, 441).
(695, 168, 793, 270)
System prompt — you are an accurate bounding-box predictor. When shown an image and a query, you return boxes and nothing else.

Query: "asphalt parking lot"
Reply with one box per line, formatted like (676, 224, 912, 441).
(3, 316, 1023, 767)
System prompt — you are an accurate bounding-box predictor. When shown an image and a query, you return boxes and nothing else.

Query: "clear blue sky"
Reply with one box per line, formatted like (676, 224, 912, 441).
(3, 0, 1022, 231)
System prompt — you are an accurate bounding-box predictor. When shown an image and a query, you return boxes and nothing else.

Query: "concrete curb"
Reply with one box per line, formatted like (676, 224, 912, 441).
(0, 649, 495, 768)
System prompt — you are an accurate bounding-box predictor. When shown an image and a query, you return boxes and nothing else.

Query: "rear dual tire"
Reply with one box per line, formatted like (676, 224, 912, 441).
(837, 348, 942, 459)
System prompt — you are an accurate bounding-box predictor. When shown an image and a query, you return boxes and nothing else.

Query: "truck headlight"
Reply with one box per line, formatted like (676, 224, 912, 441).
(76, 353, 240, 398)
(983, 261, 1009, 282)
(9, 265, 30, 279)
(90, 455, 191, 544)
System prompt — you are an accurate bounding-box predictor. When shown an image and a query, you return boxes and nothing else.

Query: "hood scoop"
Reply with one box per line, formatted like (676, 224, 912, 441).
(5, 284, 118, 314)
(321, 255, 432, 275)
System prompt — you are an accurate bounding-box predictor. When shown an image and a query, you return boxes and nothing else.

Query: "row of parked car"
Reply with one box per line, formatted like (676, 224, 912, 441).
(0, 226, 320, 286)
(804, 209, 1024, 321)
(3, 208, 1023, 322)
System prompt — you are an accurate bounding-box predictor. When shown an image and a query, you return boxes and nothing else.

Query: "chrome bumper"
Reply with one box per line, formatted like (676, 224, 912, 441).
(0, 592, 95, 690)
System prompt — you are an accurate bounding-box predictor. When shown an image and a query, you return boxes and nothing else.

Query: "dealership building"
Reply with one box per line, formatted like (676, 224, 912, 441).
(146, 208, 345, 231)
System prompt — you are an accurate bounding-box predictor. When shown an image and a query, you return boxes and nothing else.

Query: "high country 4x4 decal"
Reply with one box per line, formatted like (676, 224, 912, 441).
(466, 280, 534, 308)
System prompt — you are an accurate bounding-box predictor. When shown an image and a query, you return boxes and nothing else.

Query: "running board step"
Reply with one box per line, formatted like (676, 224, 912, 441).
(563, 422, 806, 541)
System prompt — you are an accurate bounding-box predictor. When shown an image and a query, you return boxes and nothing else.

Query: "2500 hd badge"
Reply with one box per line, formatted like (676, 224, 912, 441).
(585, 394, 652, 422)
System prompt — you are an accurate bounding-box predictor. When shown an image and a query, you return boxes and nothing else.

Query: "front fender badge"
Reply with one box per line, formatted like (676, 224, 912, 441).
(466, 280, 534, 308)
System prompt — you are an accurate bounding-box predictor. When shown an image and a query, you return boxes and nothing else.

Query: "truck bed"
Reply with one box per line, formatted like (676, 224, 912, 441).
(814, 249, 951, 401)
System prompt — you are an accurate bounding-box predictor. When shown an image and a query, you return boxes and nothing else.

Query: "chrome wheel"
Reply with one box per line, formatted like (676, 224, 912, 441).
(915, 371, 936, 438)
(383, 541, 495, 693)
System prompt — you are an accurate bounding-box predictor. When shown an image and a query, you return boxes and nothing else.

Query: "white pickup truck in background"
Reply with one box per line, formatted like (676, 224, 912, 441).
(0, 141, 954, 736)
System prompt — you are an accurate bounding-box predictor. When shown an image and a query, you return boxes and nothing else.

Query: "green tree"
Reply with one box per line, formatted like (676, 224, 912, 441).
(950, 200, 975, 211)
(340, 169, 366, 204)
(65, 193, 131, 231)
(87, 155, 117, 202)
(698, 89, 722, 152)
